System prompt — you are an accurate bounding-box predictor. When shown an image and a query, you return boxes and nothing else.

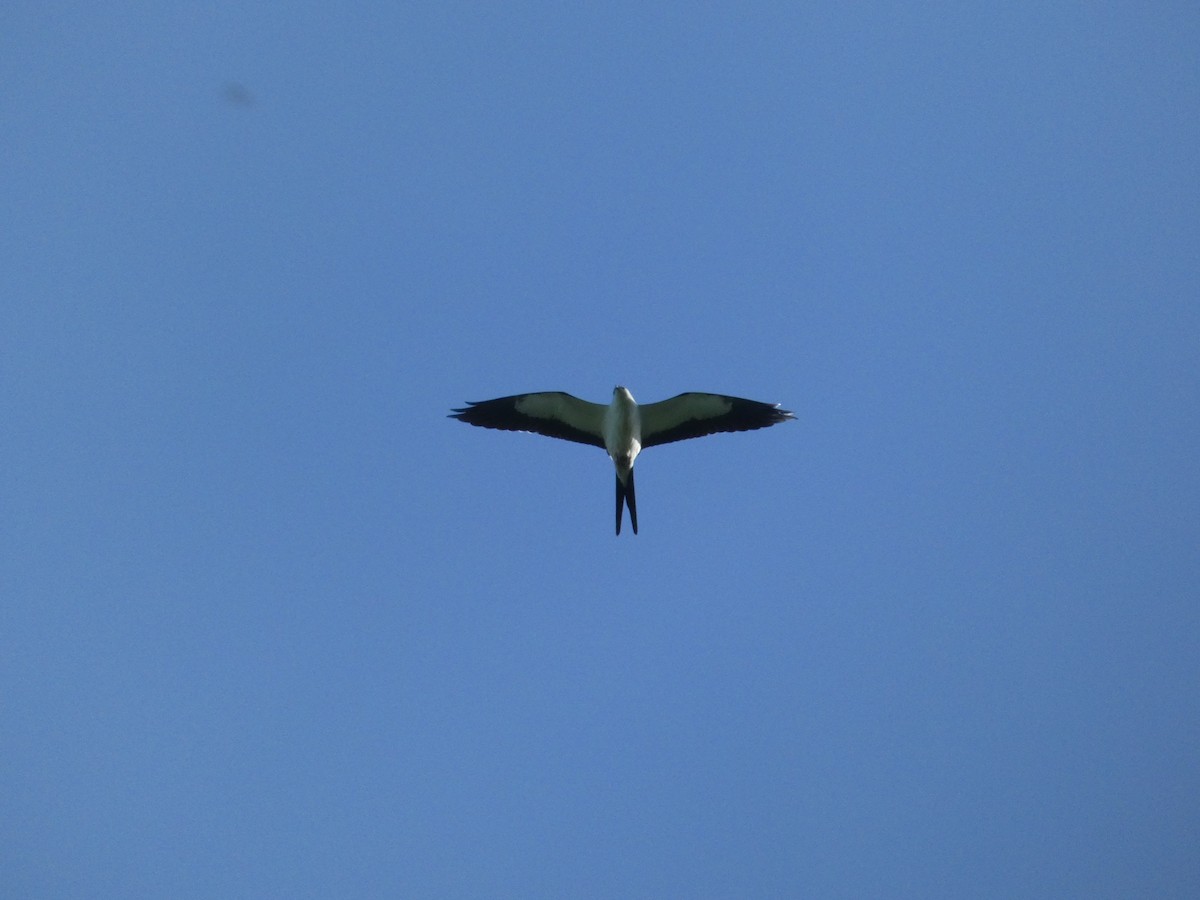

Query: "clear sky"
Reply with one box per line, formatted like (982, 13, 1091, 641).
(3, 3, 1198, 897)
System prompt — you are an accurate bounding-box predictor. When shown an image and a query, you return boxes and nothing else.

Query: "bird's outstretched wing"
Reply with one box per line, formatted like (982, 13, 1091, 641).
(640, 393, 794, 448)
(450, 392, 607, 449)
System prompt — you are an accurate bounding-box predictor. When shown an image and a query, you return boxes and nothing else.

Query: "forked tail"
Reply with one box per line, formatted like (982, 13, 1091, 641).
(615, 468, 638, 536)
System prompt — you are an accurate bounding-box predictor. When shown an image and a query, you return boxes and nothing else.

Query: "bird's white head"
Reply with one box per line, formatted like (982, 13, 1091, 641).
(613, 385, 634, 403)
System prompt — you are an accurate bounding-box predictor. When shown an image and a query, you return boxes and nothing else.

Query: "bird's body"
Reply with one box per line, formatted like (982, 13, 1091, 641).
(450, 386, 793, 534)
(603, 388, 642, 533)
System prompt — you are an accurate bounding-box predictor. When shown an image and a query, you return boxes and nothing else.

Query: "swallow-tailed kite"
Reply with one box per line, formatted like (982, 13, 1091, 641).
(450, 386, 794, 535)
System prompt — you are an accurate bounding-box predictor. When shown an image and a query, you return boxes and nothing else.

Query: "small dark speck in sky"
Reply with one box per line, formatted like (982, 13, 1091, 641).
(222, 82, 254, 106)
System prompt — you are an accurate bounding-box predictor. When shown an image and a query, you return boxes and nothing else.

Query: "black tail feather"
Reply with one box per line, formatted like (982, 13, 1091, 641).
(615, 470, 639, 536)
(626, 468, 637, 535)
(615, 474, 624, 535)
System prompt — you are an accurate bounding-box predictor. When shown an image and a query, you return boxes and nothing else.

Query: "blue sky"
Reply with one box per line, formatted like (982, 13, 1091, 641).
(3, 3, 1197, 897)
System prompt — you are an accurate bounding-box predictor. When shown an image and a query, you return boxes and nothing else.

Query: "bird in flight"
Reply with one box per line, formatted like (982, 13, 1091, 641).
(450, 386, 794, 535)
